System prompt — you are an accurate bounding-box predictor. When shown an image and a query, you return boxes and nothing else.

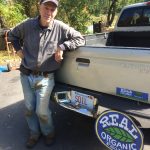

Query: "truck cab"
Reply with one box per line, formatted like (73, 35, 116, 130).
(115, 1, 150, 32)
(107, 1, 150, 48)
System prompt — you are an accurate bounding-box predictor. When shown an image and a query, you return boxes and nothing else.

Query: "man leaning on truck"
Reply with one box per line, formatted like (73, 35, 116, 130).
(8, 0, 85, 148)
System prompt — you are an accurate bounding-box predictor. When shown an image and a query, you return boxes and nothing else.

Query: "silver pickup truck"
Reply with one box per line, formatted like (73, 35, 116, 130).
(53, 2, 150, 130)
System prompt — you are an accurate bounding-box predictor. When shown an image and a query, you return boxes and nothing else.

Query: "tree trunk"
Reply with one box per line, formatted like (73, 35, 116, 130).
(107, 0, 117, 27)
(0, 16, 6, 28)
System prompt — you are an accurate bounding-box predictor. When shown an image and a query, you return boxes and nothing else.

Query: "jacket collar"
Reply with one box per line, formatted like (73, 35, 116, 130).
(34, 16, 54, 30)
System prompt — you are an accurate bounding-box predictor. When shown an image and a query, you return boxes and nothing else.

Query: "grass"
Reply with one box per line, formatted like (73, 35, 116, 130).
(0, 50, 20, 66)
(0, 50, 10, 65)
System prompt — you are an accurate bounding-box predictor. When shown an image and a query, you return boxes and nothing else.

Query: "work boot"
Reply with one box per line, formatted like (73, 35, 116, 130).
(44, 132, 55, 146)
(26, 135, 40, 149)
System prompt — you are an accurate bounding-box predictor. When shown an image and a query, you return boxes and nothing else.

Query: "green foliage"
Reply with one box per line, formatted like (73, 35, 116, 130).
(57, 0, 90, 33)
(0, 2, 27, 28)
(56, 0, 106, 33)
(15, 0, 39, 17)
(57, 0, 144, 33)
(0, 0, 145, 32)
(0, 0, 5, 3)
(116, 0, 143, 12)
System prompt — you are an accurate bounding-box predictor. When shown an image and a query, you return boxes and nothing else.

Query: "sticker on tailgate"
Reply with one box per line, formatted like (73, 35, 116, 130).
(116, 87, 148, 102)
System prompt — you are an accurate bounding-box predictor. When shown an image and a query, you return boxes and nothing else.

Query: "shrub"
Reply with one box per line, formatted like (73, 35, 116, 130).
(0, 3, 27, 28)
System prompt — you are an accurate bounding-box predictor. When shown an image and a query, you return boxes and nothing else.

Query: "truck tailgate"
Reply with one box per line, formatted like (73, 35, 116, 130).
(56, 46, 150, 104)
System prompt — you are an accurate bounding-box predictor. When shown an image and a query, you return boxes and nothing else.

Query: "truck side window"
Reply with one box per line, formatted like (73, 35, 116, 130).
(143, 8, 150, 25)
(118, 7, 142, 27)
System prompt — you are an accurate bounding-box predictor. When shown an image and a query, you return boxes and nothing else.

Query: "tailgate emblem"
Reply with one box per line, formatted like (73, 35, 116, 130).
(95, 110, 144, 150)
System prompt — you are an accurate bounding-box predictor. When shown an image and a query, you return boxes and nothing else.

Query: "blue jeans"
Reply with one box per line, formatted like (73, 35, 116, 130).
(20, 73, 55, 137)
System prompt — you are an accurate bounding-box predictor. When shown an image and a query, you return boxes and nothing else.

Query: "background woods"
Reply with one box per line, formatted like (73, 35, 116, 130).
(0, 0, 146, 33)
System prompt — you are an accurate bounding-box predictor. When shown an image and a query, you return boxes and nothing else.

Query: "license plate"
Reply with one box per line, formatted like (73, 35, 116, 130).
(71, 91, 96, 110)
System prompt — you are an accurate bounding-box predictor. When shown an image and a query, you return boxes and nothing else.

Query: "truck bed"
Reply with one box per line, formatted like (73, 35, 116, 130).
(106, 31, 150, 48)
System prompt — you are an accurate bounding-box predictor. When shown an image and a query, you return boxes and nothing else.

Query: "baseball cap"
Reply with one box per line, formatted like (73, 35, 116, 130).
(40, 0, 59, 7)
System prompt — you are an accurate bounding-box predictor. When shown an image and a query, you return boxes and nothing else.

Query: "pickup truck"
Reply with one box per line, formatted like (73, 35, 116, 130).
(53, 1, 150, 133)
(53, 2, 150, 149)
(54, 2, 150, 128)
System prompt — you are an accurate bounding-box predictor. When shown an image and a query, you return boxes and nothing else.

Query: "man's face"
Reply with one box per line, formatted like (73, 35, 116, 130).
(39, 2, 57, 25)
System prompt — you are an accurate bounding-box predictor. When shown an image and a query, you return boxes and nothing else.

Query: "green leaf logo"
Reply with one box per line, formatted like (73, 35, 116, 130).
(104, 127, 134, 143)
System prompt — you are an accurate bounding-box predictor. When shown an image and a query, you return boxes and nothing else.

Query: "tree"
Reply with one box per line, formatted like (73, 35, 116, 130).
(57, 0, 104, 33)
(57, 0, 89, 33)
(15, 0, 39, 17)
(0, 1, 27, 28)
(107, 0, 118, 26)
(1, 0, 145, 32)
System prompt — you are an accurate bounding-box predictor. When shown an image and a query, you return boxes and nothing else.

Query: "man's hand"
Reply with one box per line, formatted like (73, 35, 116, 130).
(16, 50, 24, 59)
(55, 47, 63, 62)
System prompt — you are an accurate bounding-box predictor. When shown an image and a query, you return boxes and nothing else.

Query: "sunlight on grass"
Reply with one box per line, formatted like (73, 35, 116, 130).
(0, 50, 20, 65)
(0, 50, 10, 65)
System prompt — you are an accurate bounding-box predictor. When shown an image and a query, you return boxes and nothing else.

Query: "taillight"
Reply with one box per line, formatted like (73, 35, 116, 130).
(146, 1, 150, 5)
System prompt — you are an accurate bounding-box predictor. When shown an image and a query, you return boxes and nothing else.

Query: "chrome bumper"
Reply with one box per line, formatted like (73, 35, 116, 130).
(54, 91, 98, 117)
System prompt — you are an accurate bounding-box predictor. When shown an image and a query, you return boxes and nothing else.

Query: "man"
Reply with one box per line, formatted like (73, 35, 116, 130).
(9, 0, 85, 148)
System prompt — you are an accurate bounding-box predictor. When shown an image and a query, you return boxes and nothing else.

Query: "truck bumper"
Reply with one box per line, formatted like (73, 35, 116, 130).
(52, 82, 150, 128)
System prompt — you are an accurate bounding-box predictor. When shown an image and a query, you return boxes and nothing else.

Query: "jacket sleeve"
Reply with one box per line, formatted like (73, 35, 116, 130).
(8, 21, 25, 51)
(59, 22, 85, 50)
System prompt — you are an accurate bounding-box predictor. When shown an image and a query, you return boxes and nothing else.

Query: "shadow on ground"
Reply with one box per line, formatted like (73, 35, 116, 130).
(0, 100, 150, 150)
(0, 100, 106, 150)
